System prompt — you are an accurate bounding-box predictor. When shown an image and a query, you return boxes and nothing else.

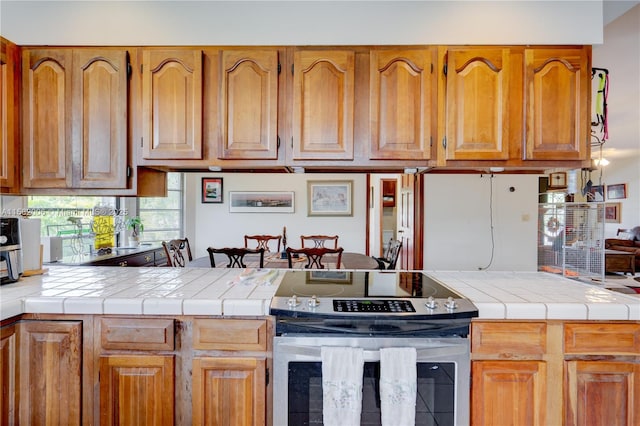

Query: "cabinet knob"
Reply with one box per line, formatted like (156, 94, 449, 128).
(145, 255, 152, 262)
(119, 261, 128, 267)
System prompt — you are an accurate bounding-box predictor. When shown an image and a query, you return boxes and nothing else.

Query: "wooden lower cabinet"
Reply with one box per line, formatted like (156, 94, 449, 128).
(18, 320, 82, 425)
(1, 322, 18, 425)
(99, 355, 175, 425)
(471, 320, 640, 426)
(192, 356, 266, 426)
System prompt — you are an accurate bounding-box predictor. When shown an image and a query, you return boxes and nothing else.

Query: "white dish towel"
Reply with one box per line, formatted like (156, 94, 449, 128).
(380, 347, 417, 426)
(321, 346, 364, 426)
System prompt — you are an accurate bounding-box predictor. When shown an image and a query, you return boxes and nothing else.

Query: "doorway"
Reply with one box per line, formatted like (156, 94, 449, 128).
(369, 174, 422, 270)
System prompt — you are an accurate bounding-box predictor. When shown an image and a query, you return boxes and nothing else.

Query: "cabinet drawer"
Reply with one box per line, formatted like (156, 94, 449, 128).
(154, 248, 168, 266)
(472, 321, 547, 355)
(564, 322, 640, 355)
(100, 318, 175, 351)
(193, 319, 267, 351)
(119, 252, 155, 267)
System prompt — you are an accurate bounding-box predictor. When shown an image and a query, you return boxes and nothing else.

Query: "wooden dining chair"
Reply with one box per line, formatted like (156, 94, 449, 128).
(207, 247, 265, 268)
(244, 235, 282, 253)
(161, 238, 193, 267)
(286, 247, 343, 269)
(373, 238, 402, 270)
(300, 235, 339, 249)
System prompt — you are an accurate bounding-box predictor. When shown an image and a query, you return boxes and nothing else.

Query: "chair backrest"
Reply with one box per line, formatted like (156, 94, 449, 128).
(161, 238, 193, 267)
(207, 247, 264, 268)
(286, 246, 343, 269)
(300, 235, 339, 249)
(385, 239, 402, 270)
(244, 234, 282, 253)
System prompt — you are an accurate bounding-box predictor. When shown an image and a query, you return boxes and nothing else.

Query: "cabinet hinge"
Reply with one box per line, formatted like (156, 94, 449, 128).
(126, 52, 132, 79)
(442, 136, 447, 149)
(278, 62, 281, 74)
(141, 64, 143, 74)
(291, 64, 294, 75)
(265, 367, 269, 386)
(140, 137, 143, 148)
(430, 136, 433, 147)
(443, 63, 447, 76)
(126, 166, 131, 178)
(277, 135, 280, 149)
(291, 137, 293, 149)
(430, 63, 434, 74)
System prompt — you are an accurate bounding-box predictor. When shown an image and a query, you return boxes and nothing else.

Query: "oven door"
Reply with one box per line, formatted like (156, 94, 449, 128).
(273, 335, 470, 426)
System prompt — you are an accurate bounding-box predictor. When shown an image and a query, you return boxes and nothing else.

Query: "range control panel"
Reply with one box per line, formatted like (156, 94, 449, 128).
(333, 299, 416, 313)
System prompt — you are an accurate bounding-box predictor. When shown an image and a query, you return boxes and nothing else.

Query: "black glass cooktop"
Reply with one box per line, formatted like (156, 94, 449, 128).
(274, 271, 463, 300)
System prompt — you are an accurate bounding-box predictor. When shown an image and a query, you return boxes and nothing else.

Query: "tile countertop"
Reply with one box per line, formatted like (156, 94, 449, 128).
(1, 268, 639, 321)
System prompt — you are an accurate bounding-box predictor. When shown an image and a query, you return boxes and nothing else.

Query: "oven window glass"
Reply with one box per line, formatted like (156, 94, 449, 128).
(287, 361, 455, 426)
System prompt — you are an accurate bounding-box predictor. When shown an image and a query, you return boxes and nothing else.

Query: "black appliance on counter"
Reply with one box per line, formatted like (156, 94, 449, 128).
(270, 270, 479, 426)
(1, 217, 23, 284)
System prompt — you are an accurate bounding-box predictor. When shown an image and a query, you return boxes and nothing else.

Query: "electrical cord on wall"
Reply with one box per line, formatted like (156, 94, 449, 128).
(478, 174, 495, 270)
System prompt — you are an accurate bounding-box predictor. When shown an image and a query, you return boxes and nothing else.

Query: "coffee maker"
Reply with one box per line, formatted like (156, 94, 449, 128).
(1, 217, 23, 284)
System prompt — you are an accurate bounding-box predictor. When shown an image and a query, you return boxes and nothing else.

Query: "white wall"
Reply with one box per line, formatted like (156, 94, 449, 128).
(185, 173, 367, 258)
(0, 1, 603, 45)
(423, 174, 540, 271)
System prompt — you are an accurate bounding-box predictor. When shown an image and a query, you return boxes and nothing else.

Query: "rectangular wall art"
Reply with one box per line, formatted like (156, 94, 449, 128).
(229, 191, 295, 213)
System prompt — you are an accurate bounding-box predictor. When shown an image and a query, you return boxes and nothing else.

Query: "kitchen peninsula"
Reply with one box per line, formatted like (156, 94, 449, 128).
(1, 267, 639, 425)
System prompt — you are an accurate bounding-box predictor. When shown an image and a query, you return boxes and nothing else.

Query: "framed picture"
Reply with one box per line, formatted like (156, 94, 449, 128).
(548, 172, 567, 189)
(587, 185, 604, 202)
(307, 180, 353, 217)
(605, 202, 622, 223)
(606, 183, 627, 200)
(202, 177, 223, 203)
(229, 191, 295, 213)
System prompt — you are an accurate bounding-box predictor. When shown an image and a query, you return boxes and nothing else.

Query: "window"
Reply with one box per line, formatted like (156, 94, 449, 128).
(137, 172, 184, 244)
(26, 196, 118, 256)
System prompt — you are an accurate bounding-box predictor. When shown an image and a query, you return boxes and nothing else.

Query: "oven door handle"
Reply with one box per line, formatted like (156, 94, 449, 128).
(275, 341, 469, 361)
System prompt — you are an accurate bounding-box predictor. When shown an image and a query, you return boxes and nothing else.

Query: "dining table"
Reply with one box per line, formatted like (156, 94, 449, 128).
(187, 251, 380, 270)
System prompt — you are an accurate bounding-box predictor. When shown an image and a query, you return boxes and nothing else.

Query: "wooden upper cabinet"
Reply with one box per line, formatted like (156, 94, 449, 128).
(292, 50, 355, 160)
(370, 49, 434, 160)
(1, 38, 19, 193)
(219, 50, 279, 160)
(72, 50, 128, 188)
(524, 48, 590, 161)
(445, 48, 513, 160)
(22, 48, 129, 189)
(22, 49, 72, 188)
(141, 49, 203, 160)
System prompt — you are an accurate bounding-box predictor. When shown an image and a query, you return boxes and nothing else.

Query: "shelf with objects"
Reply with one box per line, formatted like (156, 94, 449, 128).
(538, 201, 605, 283)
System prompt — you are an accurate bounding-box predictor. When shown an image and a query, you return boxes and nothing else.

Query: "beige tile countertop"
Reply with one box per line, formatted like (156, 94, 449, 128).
(1, 267, 639, 321)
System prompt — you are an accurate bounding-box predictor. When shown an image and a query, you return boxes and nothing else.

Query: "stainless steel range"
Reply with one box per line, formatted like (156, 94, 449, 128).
(270, 270, 478, 426)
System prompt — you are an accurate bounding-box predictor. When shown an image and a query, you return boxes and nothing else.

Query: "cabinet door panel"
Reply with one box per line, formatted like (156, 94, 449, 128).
(100, 355, 174, 426)
(565, 361, 640, 426)
(293, 50, 354, 160)
(472, 360, 547, 426)
(370, 49, 433, 160)
(1, 324, 17, 425)
(525, 48, 590, 160)
(142, 50, 203, 160)
(192, 357, 266, 426)
(73, 50, 128, 188)
(22, 49, 72, 188)
(1, 39, 18, 192)
(18, 320, 82, 425)
(220, 50, 278, 160)
(446, 48, 512, 160)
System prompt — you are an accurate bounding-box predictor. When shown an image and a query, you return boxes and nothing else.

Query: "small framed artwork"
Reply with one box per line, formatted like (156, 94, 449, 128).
(606, 183, 627, 200)
(202, 177, 223, 203)
(548, 172, 567, 189)
(229, 191, 295, 213)
(605, 202, 621, 223)
(307, 180, 353, 217)
(587, 185, 604, 202)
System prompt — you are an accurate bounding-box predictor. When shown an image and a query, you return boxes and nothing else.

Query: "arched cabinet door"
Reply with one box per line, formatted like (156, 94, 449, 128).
(292, 50, 355, 161)
(445, 47, 513, 160)
(141, 49, 203, 160)
(370, 49, 435, 160)
(219, 50, 279, 160)
(524, 48, 590, 161)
